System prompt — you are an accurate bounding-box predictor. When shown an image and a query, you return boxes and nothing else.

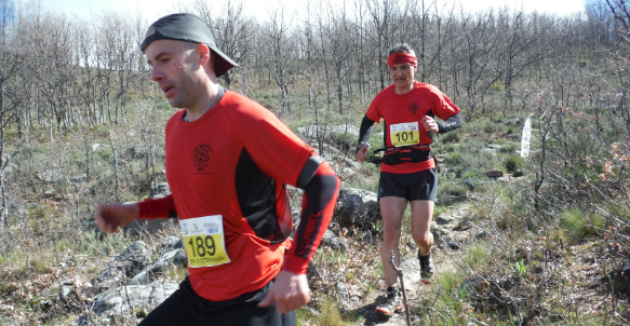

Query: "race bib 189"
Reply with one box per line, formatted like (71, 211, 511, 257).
(390, 122, 420, 147)
(180, 215, 231, 268)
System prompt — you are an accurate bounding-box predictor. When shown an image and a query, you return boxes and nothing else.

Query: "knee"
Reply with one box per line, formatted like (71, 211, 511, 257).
(413, 229, 433, 245)
(382, 225, 401, 243)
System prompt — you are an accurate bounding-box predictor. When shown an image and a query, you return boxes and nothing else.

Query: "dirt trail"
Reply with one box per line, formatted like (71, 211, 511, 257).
(348, 204, 468, 326)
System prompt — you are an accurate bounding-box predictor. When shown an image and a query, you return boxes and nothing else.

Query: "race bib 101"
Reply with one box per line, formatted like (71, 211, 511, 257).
(390, 122, 420, 147)
(180, 215, 231, 268)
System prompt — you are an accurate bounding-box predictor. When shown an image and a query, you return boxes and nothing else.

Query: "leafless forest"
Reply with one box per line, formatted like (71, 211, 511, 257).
(0, 0, 630, 324)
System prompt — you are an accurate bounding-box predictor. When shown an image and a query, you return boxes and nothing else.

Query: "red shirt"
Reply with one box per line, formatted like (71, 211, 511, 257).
(138, 90, 315, 301)
(366, 82, 460, 174)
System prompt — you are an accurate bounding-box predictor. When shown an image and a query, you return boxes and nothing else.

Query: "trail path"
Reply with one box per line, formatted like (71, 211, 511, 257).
(347, 204, 471, 326)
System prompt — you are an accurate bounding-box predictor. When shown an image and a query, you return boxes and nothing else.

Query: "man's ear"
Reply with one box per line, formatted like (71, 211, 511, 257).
(197, 43, 212, 67)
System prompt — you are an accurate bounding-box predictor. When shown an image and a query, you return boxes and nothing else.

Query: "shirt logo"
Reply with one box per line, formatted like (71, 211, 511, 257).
(408, 102, 420, 115)
(192, 144, 213, 171)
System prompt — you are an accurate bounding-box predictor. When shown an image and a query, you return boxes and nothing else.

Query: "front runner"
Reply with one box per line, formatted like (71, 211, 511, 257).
(94, 13, 340, 325)
(355, 43, 463, 317)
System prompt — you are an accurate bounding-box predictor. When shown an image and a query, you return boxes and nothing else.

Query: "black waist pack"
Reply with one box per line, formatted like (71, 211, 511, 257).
(370, 146, 431, 165)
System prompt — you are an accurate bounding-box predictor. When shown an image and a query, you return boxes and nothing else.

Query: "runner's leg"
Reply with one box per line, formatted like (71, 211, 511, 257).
(379, 196, 407, 287)
(138, 286, 200, 326)
(410, 200, 434, 255)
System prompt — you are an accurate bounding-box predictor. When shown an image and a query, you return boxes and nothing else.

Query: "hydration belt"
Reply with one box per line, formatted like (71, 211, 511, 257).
(370, 145, 432, 165)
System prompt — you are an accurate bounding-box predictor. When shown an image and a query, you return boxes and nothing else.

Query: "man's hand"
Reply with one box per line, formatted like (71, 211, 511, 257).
(94, 203, 139, 233)
(421, 116, 439, 134)
(356, 146, 368, 163)
(258, 270, 310, 314)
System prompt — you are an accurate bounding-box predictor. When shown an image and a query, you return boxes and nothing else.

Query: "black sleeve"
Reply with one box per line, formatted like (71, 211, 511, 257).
(296, 155, 324, 189)
(356, 115, 377, 153)
(437, 113, 463, 134)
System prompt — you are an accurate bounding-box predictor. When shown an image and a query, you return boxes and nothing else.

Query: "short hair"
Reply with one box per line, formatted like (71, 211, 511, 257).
(388, 43, 415, 57)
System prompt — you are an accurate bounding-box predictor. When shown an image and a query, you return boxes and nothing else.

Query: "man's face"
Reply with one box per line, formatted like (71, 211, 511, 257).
(389, 63, 416, 89)
(145, 39, 203, 109)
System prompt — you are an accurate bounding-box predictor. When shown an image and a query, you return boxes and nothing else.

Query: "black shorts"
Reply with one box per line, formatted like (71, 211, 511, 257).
(138, 277, 296, 326)
(378, 168, 438, 202)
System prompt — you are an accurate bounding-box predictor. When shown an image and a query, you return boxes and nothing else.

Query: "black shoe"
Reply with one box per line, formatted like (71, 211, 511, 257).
(419, 252, 434, 284)
(375, 287, 403, 317)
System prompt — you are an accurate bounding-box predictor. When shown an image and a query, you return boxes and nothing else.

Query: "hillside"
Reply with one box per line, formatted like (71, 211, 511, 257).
(0, 0, 629, 325)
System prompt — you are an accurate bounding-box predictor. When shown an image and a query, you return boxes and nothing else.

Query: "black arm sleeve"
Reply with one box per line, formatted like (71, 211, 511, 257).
(356, 115, 377, 153)
(437, 113, 463, 134)
(296, 155, 324, 189)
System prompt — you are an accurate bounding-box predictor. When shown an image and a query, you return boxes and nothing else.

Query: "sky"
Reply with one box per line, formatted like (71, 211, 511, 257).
(40, 0, 587, 23)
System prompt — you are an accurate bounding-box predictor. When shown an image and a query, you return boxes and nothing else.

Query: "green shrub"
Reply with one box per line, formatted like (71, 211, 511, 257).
(502, 154, 524, 173)
(484, 121, 496, 134)
(444, 152, 462, 165)
(501, 141, 519, 153)
(443, 143, 458, 153)
(559, 208, 606, 244)
(441, 131, 460, 143)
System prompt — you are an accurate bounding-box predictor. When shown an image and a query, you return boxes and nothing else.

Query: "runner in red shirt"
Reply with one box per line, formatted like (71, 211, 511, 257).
(355, 44, 463, 317)
(94, 13, 340, 326)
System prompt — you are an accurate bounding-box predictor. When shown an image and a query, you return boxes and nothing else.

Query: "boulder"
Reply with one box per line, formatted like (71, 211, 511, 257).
(334, 188, 379, 227)
(128, 249, 187, 286)
(435, 214, 456, 225)
(335, 282, 349, 303)
(159, 236, 183, 256)
(91, 281, 179, 315)
(320, 230, 348, 253)
(94, 241, 150, 289)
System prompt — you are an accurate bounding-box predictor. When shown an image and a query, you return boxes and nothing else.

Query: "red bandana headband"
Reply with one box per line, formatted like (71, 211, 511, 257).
(387, 52, 418, 68)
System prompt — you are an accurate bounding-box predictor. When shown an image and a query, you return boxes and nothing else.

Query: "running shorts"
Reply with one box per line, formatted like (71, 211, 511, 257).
(377, 168, 438, 202)
(138, 277, 296, 326)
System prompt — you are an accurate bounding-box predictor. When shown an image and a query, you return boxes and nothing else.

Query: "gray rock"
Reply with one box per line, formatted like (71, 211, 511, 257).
(335, 282, 349, 302)
(401, 258, 421, 287)
(94, 241, 150, 288)
(320, 230, 348, 253)
(435, 215, 455, 225)
(160, 237, 183, 256)
(40, 169, 65, 183)
(447, 241, 461, 250)
(335, 188, 380, 227)
(92, 281, 178, 315)
(505, 134, 520, 141)
(482, 148, 497, 155)
(406, 240, 418, 250)
(122, 218, 179, 237)
(58, 285, 74, 304)
(431, 229, 444, 245)
(454, 205, 471, 218)
(487, 144, 503, 150)
(128, 249, 187, 286)
(150, 182, 171, 199)
(68, 174, 87, 184)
